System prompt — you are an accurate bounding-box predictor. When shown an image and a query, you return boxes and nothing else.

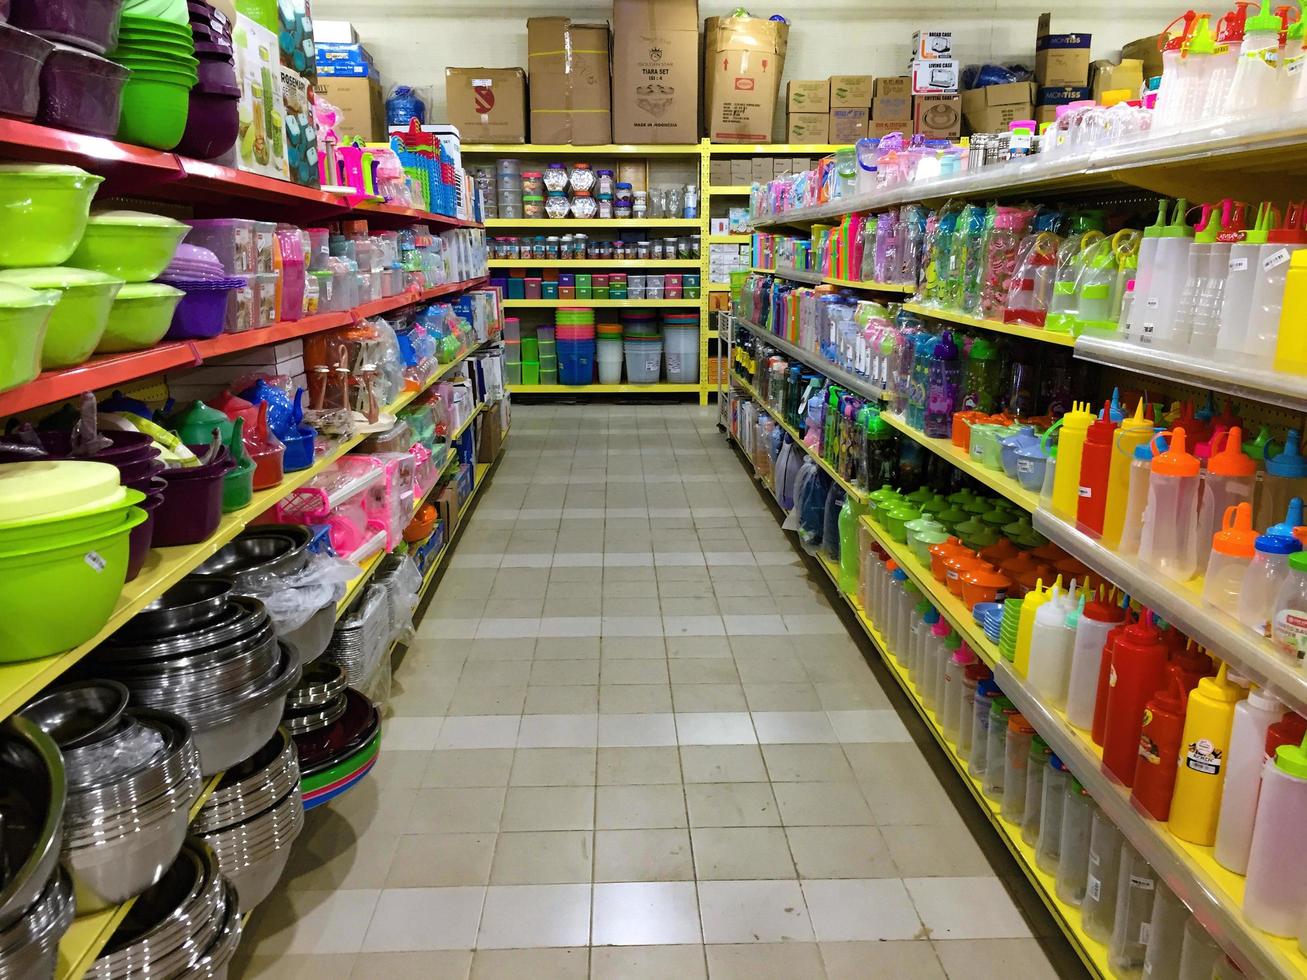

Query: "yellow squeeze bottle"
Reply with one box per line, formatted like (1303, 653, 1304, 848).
(1273, 250, 1307, 375)
(1101, 399, 1156, 550)
(1014, 575, 1061, 677)
(1168, 662, 1247, 845)
(1050, 402, 1097, 521)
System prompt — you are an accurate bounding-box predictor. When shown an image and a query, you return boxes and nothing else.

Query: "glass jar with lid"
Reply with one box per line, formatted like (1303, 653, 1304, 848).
(521, 171, 544, 195)
(633, 190, 648, 219)
(523, 194, 545, 218)
(614, 182, 634, 218)
(596, 168, 615, 198)
(545, 191, 570, 219)
(571, 190, 597, 219)
(543, 163, 569, 193)
(569, 162, 595, 193)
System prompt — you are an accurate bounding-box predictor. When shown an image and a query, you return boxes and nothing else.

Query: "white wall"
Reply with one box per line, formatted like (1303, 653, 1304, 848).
(313, 0, 1175, 131)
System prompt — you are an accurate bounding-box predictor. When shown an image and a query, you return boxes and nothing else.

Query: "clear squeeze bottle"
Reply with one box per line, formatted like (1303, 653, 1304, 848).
(1226, 200, 1307, 365)
(1214, 685, 1284, 874)
(1244, 730, 1307, 935)
(1101, 398, 1157, 551)
(1135, 198, 1194, 347)
(1224, 0, 1285, 113)
(1066, 590, 1127, 731)
(1214, 200, 1276, 359)
(1119, 200, 1169, 344)
(1196, 425, 1257, 549)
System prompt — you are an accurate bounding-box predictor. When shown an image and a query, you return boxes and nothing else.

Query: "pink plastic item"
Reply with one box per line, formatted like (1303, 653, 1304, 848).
(275, 227, 305, 321)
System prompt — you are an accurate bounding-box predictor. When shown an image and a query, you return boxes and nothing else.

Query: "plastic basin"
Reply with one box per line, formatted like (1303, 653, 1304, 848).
(0, 267, 123, 368)
(0, 282, 58, 393)
(0, 487, 144, 551)
(125, 492, 161, 581)
(176, 88, 238, 160)
(164, 282, 236, 339)
(0, 164, 103, 267)
(97, 282, 183, 353)
(0, 507, 145, 662)
(38, 42, 130, 137)
(0, 23, 54, 120)
(8, 0, 126, 55)
(67, 211, 189, 283)
(152, 455, 232, 546)
(116, 75, 190, 150)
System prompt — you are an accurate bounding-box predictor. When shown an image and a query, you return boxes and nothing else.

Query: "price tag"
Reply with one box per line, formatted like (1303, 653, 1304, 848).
(83, 551, 107, 573)
(1228, 257, 1249, 273)
(1145, 298, 1160, 309)
(1263, 247, 1292, 272)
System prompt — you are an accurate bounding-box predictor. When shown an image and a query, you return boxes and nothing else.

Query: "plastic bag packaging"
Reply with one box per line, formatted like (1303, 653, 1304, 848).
(357, 647, 394, 708)
(798, 469, 832, 554)
(785, 458, 819, 532)
(64, 725, 164, 786)
(822, 484, 846, 562)
(376, 554, 422, 649)
(328, 583, 392, 686)
(237, 553, 360, 633)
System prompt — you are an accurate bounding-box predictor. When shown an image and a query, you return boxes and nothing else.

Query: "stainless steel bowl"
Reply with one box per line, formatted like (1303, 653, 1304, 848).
(286, 660, 348, 711)
(20, 680, 129, 751)
(193, 526, 312, 584)
(0, 868, 75, 980)
(97, 596, 270, 662)
(0, 717, 65, 932)
(104, 620, 281, 701)
(114, 577, 234, 640)
(282, 599, 336, 664)
(64, 710, 199, 821)
(283, 691, 347, 736)
(186, 643, 302, 776)
(194, 729, 299, 835)
(197, 785, 303, 910)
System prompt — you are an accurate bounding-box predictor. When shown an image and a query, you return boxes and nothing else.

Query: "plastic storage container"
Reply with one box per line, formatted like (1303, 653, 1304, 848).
(37, 42, 129, 136)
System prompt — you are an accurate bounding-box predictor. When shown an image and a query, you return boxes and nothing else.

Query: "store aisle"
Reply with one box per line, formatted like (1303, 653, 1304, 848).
(232, 404, 1082, 980)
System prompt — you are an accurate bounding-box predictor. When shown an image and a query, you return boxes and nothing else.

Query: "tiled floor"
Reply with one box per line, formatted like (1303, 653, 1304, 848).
(233, 404, 1086, 980)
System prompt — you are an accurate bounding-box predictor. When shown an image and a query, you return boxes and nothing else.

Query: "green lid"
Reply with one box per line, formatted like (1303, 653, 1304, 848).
(1031, 734, 1050, 753)
(943, 631, 962, 651)
(1290, 19, 1305, 40)
(1246, 0, 1281, 32)
(0, 281, 59, 309)
(1193, 203, 1220, 244)
(1289, 551, 1307, 573)
(1275, 731, 1307, 779)
(0, 163, 101, 182)
(0, 267, 123, 290)
(1184, 15, 1217, 55)
(88, 209, 187, 227)
(1143, 199, 1169, 239)
(990, 695, 1015, 713)
(969, 336, 997, 361)
(1246, 202, 1277, 246)
(914, 599, 933, 615)
(1159, 198, 1194, 239)
(904, 581, 921, 597)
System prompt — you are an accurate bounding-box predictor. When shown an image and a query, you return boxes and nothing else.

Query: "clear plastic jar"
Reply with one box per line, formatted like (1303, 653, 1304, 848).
(1054, 781, 1093, 905)
(633, 190, 647, 219)
(571, 190, 597, 219)
(545, 191, 570, 219)
(684, 184, 699, 219)
(523, 194, 545, 219)
(571, 233, 588, 258)
(569, 162, 595, 193)
(597, 168, 615, 198)
(666, 185, 683, 218)
(543, 163, 569, 192)
(598, 199, 613, 219)
(1083, 806, 1123, 943)
(646, 187, 663, 217)
(1021, 735, 1051, 845)
(614, 182, 634, 219)
(545, 236, 561, 259)
(1001, 714, 1036, 822)
(521, 171, 544, 195)
(636, 240, 652, 260)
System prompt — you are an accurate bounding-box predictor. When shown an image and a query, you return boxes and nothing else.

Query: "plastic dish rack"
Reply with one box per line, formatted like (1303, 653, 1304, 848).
(267, 456, 390, 562)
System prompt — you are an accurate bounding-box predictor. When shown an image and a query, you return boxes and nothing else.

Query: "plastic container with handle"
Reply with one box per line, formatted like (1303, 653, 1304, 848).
(1238, 518, 1302, 636)
(1244, 730, 1307, 935)
(1256, 431, 1307, 529)
(1196, 426, 1256, 551)
(1135, 198, 1194, 346)
(1202, 502, 1259, 617)
(1138, 428, 1202, 581)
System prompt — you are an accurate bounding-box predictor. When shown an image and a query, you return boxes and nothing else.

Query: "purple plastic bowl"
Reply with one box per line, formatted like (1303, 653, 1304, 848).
(175, 444, 234, 479)
(37, 42, 130, 136)
(9, 0, 125, 55)
(193, 40, 233, 58)
(25, 428, 153, 463)
(116, 454, 164, 485)
(0, 23, 53, 120)
(196, 57, 235, 90)
(151, 456, 231, 546)
(126, 493, 162, 581)
(163, 281, 240, 340)
(176, 88, 238, 160)
(1, 0, 10, 21)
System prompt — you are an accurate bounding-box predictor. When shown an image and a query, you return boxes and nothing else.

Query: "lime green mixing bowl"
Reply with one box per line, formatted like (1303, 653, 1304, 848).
(67, 210, 190, 282)
(0, 282, 59, 393)
(0, 268, 124, 368)
(97, 282, 184, 352)
(0, 165, 104, 268)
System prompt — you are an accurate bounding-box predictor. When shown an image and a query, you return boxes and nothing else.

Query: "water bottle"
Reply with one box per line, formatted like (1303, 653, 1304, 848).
(923, 330, 960, 439)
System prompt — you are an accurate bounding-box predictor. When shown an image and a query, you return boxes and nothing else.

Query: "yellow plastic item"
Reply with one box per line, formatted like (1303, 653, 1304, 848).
(1273, 250, 1307, 375)
(1168, 662, 1247, 845)
(1050, 402, 1097, 520)
(0, 460, 124, 524)
(1101, 399, 1155, 551)
(1014, 575, 1061, 677)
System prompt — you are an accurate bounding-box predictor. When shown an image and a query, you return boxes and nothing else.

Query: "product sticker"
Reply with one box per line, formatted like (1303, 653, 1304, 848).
(1129, 874, 1156, 891)
(1228, 256, 1249, 273)
(1087, 875, 1101, 902)
(1273, 608, 1307, 663)
(83, 551, 106, 573)
(1263, 247, 1292, 272)
(1184, 738, 1222, 775)
(1138, 921, 1152, 945)
(1145, 298, 1160, 309)
(1078, 485, 1092, 497)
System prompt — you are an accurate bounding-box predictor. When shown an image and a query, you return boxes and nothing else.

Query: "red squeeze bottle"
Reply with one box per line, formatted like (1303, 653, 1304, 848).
(1092, 616, 1134, 746)
(1076, 401, 1120, 537)
(1167, 644, 1214, 694)
(1266, 712, 1307, 761)
(1132, 675, 1189, 820)
(1101, 612, 1170, 785)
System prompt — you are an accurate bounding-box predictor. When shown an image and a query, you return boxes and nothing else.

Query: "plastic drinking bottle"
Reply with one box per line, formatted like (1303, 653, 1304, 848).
(1027, 587, 1080, 711)
(968, 679, 998, 781)
(1101, 613, 1169, 785)
(1001, 713, 1035, 822)
(1131, 674, 1189, 821)
(1050, 403, 1097, 521)
(1257, 432, 1307, 528)
(1142, 880, 1189, 980)
(1170, 202, 1221, 350)
(941, 644, 976, 744)
(957, 663, 988, 762)
(1108, 840, 1158, 976)
(923, 330, 960, 439)
(1082, 806, 1124, 944)
(1224, 0, 1284, 112)
(1214, 201, 1277, 358)
(1066, 591, 1127, 731)
(1271, 550, 1307, 665)
(959, 335, 1000, 413)
(1196, 426, 1257, 551)
(1021, 735, 1051, 845)
(1168, 662, 1246, 845)
(1076, 402, 1120, 537)
(1214, 686, 1284, 874)
(1101, 399, 1157, 552)
(1238, 522, 1302, 637)
(1244, 731, 1307, 935)
(1136, 198, 1195, 347)
(1138, 428, 1202, 582)
(1202, 502, 1259, 617)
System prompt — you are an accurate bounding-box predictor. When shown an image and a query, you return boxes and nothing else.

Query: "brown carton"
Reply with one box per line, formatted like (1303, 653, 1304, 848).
(710, 159, 732, 185)
(791, 157, 810, 173)
(786, 112, 829, 143)
(612, 0, 699, 144)
(315, 75, 384, 141)
(868, 119, 909, 138)
(829, 75, 874, 108)
(913, 95, 961, 138)
(750, 157, 772, 182)
(703, 14, 789, 143)
(1035, 12, 1092, 87)
(477, 406, 503, 463)
(527, 18, 611, 145)
(873, 76, 912, 98)
(1122, 34, 1164, 80)
(872, 95, 912, 122)
(444, 68, 527, 143)
(829, 108, 868, 143)
(787, 79, 830, 113)
(772, 158, 789, 178)
(1091, 58, 1144, 102)
(959, 81, 1034, 133)
(730, 159, 752, 184)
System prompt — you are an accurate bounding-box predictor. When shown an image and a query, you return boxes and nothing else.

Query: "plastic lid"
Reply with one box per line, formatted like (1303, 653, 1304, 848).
(1247, 0, 1282, 31)
(1289, 551, 1307, 573)
(1009, 713, 1036, 735)
(965, 663, 990, 681)
(1269, 498, 1305, 539)
(0, 281, 59, 309)
(914, 598, 933, 616)
(1184, 14, 1218, 54)
(1151, 428, 1199, 476)
(943, 631, 962, 651)
(1274, 731, 1307, 778)
(1032, 734, 1050, 753)
(0, 459, 124, 523)
(0, 267, 122, 290)
(0, 163, 100, 180)
(1207, 426, 1256, 476)
(976, 679, 1000, 699)
(1254, 532, 1301, 555)
(952, 646, 977, 666)
(923, 608, 942, 625)
(1049, 752, 1066, 771)
(1158, 198, 1194, 239)
(88, 209, 186, 227)
(1268, 429, 1307, 477)
(891, 569, 908, 582)
(1213, 502, 1258, 558)
(1195, 662, 1245, 705)
(1247, 685, 1282, 712)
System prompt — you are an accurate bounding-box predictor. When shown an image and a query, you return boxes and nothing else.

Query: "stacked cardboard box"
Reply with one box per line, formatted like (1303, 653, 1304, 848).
(783, 75, 875, 144)
(1034, 12, 1092, 125)
(703, 14, 789, 143)
(871, 76, 911, 137)
(527, 18, 612, 144)
(446, 69, 528, 143)
(313, 20, 386, 143)
(785, 80, 829, 142)
(908, 30, 960, 139)
(612, 0, 699, 144)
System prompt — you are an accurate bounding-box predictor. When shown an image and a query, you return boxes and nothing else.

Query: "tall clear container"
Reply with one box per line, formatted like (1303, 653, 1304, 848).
(1178, 915, 1223, 980)
(942, 645, 976, 745)
(1082, 806, 1124, 943)
(956, 664, 985, 761)
(1054, 780, 1094, 905)
(982, 697, 1016, 800)
(1035, 754, 1070, 874)
(1143, 880, 1189, 980)
(1021, 735, 1051, 846)
(968, 680, 997, 780)
(1109, 841, 1158, 978)
(1138, 429, 1202, 582)
(1001, 714, 1036, 822)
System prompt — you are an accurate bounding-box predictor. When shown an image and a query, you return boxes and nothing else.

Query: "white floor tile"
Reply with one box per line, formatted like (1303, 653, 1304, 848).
(517, 714, 599, 748)
(265, 889, 381, 954)
(536, 616, 603, 638)
(751, 712, 838, 744)
(382, 718, 444, 751)
(598, 713, 679, 747)
(904, 877, 1032, 940)
(675, 713, 757, 746)
(662, 615, 726, 637)
(826, 710, 912, 743)
(477, 884, 592, 949)
(721, 614, 786, 635)
(602, 616, 665, 637)
(361, 887, 486, 951)
(800, 879, 923, 942)
(591, 882, 702, 946)
(697, 880, 814, 944)
(436, 716, 522, 749)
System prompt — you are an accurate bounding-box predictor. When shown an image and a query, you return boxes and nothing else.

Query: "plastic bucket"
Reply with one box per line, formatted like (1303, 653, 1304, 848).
(597, 341, 623, 384)
(624, 338, 662, 384)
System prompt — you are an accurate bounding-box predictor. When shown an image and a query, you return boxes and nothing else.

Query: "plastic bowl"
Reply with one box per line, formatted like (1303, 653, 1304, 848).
(125, 492, 161, 582)
(164, 282, 238, 340)
(0, 164, 103, 268)
(8, 0, 126, 55)
(116, 75, 190, 150)
(0, 488, 143, 552)
(97, 282, 184, 353)
(38, 43, 131, 137)
(0, 23, 54, 120)
(0, 507, 145, 663)
(0, 267, 124, 368)
(67, 210, 190, 283)
(152, 455, 231, 546)
(176, 89, 238, 160)
(0, 282, 58, 393)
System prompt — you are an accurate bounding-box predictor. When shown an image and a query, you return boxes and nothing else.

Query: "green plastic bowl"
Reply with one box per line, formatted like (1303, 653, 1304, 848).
(119, 14, 192, 33)
(67, 210, 190, 283)
(0, 507, 145, 662)
(0, 165, 104, 268)
(0, 268, 124, 368)
(0, 283, 59, 393)
(116, 76, 191, 151)
(115, 35, 197, 54)
(98, 282, 184, 353)
(117, 63, 199, 86)
(0, 489, 145, 552)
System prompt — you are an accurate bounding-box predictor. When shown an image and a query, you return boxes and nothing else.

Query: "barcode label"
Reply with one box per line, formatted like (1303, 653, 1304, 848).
(83, 551, 106, 573)
(1263, 248, 1292, 272)
(1228, 257, 1249, 272)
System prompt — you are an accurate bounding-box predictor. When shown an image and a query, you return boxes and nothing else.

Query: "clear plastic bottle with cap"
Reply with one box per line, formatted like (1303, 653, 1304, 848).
(968, 679, 998, 780)
(956, 664, 987, 760)
(1244, 729, 1307, 935)
(1238, 507, 1303, 636)
(1109, 840, 1158, 976)
(1203, 3, 1252, 115)
(983, 696, 1018, 800)
(921, 622, 951, 713)
(1138, 428, 1203, 581)
(1027, 585, 1080, 711)
(910, 603, 940, 677)
(1001, 713, 1036, 821)
(1050, 402, 1097, 521)
(1067, 589, 1127, 731)
(1196, 426, 1257, 550)
(1214, 201, 1276, 356)
(1135, 198, 1195, 347)
(1183, 200, 1247, 354)
(1142, 879, 1189, 980)
(1014, 575, 1058, 676)
(1224, 0, 1284, 113)
(1167, 201, 1221, 350)
(1223, 201, 1307, 365)
(1202, 502, 1260, 616)
(931, 630, 960, 717)
(1082, 806, 1124, 943)
(1055, 780, 1094, 905)
(1036, 754, 1070, 873)
(1021, 735, 1052, 845)
(1169, 662, 1247, 845)
(1178, 915, 1224, 980)
(1258, 433, 1307, 529)
(1215, 684, 1285, 873)
(1151, 12, 1199, 128)
(1272, 549, 1307, 664)
(941, 642, 975, 742)
(1120, 200, 1168, 344)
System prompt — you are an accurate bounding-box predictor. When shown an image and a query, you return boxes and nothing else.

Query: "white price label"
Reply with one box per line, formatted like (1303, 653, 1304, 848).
(1086, 875, 1101, 902)
(83, 551, 107, 573)
(1263, 247, 1292, 272)
(1228, 257, 1249, 273)
(1145, 298, 1160, 309)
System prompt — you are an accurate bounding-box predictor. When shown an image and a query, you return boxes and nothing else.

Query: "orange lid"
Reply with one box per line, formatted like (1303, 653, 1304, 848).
(961, 563, 1013, 589)
(1032, 541, 1066, 563)
(886, 560, 899, 572)
(1212, 502, 1258, 557)
(1008, 713, 1036, 736)
(1150, 427, 1200, 477)
(1208, 426, 1256, 477)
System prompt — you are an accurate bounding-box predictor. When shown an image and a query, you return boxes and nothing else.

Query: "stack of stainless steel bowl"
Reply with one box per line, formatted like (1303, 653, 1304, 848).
(0, 717, 73, 980)
(193, 728, 304, 911)
(283, 660, 349, 736)
(94, 580, 301, 775)
(194, 526, 337, 664)
(88, 839, 241, 980)
(325, 585, 391, 685)
(21, 682, 203, 914)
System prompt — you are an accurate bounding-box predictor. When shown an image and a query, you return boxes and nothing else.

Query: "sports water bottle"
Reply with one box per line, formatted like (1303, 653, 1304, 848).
(923, 330, 960, 439)
(1138, 428, 1202, 582)
(1136, 199, 1194, 347)
(1224, 0, 1284, 114)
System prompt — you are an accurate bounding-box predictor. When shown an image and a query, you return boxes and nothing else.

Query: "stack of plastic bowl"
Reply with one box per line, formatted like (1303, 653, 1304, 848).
(178, 0, 237, 158)
(9, 0, 127, 54)
(597, 322, 623, 384)
(556, 308, 596, 386)
(0, 282, 59, 394)
(0, 267, 124, 369)
(661, 312, 700, 383)
(999, 596, 1023, 661)
(159, 244, 246, 340)
(622, 310, 662, 385)
(0, 22, 54, 123)
(109, 14, 197, 149)
(0, 459, 146, 661)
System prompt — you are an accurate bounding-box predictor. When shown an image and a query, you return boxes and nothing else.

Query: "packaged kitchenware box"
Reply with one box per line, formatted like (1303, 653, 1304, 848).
(611, 0, 699, 144)
(960, 81, 1035, 133)
(1035, 12, 1092, 87)
(703, 13, 788, 143)
(527, 18, 612, 145)
(445, 68, 527, 144)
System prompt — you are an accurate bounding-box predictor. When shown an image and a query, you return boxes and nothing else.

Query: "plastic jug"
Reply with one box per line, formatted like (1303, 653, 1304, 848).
(1257, 433, 1307, 529)
(957, 663, 988, 761)
(1238, 518, 1303, 636)
(1027, 586, 1080, 710)
(1049, 403, 1096, 521)
(837, 494, 866, 595)
(1021, 735, 1051, 845)
(1102, 399, 1158, 552)
(1102, 613, 1169, 785)
(1178, 914, 1224, 980)
(1066, 591, 1127, 730)
(1244, 731, 1307, 935)
(1215, 686, 1284, 874)
(1196, 426, 1257, 550)
(1082, 806, 1124, 943)
(1035, 754, 1070, 874)
(1076, 402, 1120, 536)
(1055, 779, 1094, 905)
(1214, 201, 1277, 357)
(1138, 428, 1202, 581)
(1143, 881, 1189, 980)
(1131, 674, 1189, 820)
(1225, 0, 1284, 111)
(1136, 198, 1195, 347)
(1202, 502, 1259, 617)
(1169, 662, 1246, 845)
(1108, 841, 1158, 976)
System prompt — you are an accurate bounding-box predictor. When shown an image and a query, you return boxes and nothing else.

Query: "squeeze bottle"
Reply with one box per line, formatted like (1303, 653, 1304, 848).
(1076, 402, 1120, 537)
(1244, 731, 1307, 935)
(1172, 201, 1238, 351)
(1082, 806, 1123, 943)
(1101, 399, 1157, 551)
(1202, 2, 1252, 115)
(1130, 674, 1189, 820)
(1271, 549, 1307, 664)
(1102, 613, 1169, 785)
(1257, 433, 1307, 528)
(1202, 502, 1259, 616)
(1066, 590, 1127, 730)
(1226, 201, 1307, 365)
(1151, 12, 1200, 128)
(1120, 201, 1169, 344)
(1214, 201, 1277, 359)
(1224, 0, 1284, 113)
(1168, 662, 1246, 845)
(1093, 613, 1134, 746)
(1027, 587, 1080, 710)
(1138, 428, 1203, 581)
(1014, 576, 1058, 677)
(1136, 198, 1194, 347)
(1237, 520, 1302, 636)
(1196, 426, 1257, 550)
(1175, 15, 1221, 123)
(1214, 686, 1284, 873)
(1120, 434, 1166, 558)
(1050, 403, 1097, 521)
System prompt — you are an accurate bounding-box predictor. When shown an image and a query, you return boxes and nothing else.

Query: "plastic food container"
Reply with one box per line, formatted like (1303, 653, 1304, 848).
(8, 0, 126, 54)
(162, 278, 244, 339)
(152, 451, 235, 546)
(0, 266, 123, 368)
(0, 164, 103, 268)
(184, 218, 256, 275)
(69, 210, 190, 282)
(37, 42, 129, 136)
(98, 282, 184, 353)
(176, 85, 239, 160)
(0, 23, 53, 120)
(0, 282, 59, 392)
(116, 72, 191, 150)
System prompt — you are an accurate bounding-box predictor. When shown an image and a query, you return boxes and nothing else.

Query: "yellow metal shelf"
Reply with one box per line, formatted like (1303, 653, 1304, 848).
(707, 234, 750, 244)
(707, 143, 847, 154)
(754, 266, 915, 294)
(464, 143, 702, 155)
(502, 299, 701, 308)
(486, 218, 701, 229)
(488, 258, 700, 269)
(708, 283, 732, 291)
(711, 185, 753, 194)
(508, 383, 701, 395)
(903, 302, 1079, 348)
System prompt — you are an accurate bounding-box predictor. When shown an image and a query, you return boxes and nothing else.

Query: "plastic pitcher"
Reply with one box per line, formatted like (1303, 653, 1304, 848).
(1138, 428, 1202, 581)
(1082, 806, 1124, 943)
(1202, 502, 1259, 617)
(1244, 730, 1307, 935)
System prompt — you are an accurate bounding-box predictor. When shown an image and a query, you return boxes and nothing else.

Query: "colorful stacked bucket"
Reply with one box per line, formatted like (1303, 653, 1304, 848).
(597, 323, 623, 384)
(556, 308, 595, 386)
(661, 312, 700, 384)
(109, 13, 197, 148)
(503, 316, 522, 386)
(622, 311, 662, 385)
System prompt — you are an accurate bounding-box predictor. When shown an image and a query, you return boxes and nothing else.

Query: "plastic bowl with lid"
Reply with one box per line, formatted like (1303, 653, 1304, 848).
(67, 210, 190, 283)
(0, 23, 54, 121)
(8, 0, 126, 54)
(37, 42, 131, 137)
(97, 282, 184, 353)
(0, 267, 123, 368)
(0, 164, 104, 268)
(0, 281, 59, 393)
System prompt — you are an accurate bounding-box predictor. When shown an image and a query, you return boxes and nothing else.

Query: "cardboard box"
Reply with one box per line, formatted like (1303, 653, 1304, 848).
(710, 159, 732, 185)
(1036, 12, 1092, 87)
(751, 157, 772, 182)
(786, 112, 828, 143)
(527, 18, 611, 145)
(911, 30, 954, 60)
(730, 159, 751, 184)
(279, 67, 318, 187)
(277, 0, 314, 74)
(314, 42, 374, 77)
(1122, 34, 1164, 80)
(315, 74, 384, 141)
(828, 75, 873, 108)
(791, 156, 810, 172)
(772, 158, 790, 177)
(874, 76, 912, 98)
(612, 0, 700, 144)
(435, 486, 459, 534)
(477, 406, 503, 463)
(445, 68, 527, 143)
(868, 119, 909, 138)
(1091, 58, 1144, 102)
(872, 95, 912, 122)
(787, 79, 830, 113)
(1035, 84, 1092, 125)
(913, 95, 961, 138)
(911, 59, 959, 94)
(313, 19, 357, 44)
(960, 81, 1035, 133)
(703, 14, 789, 143)
(829, 108, 868, 143)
